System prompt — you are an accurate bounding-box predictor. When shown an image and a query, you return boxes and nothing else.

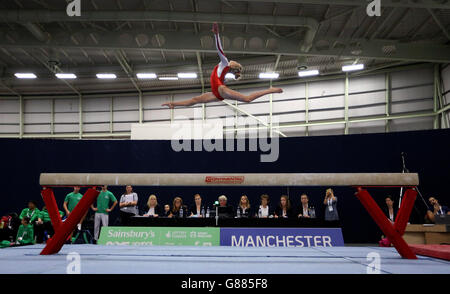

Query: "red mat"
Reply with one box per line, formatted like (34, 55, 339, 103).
(409, 244, 450, 261)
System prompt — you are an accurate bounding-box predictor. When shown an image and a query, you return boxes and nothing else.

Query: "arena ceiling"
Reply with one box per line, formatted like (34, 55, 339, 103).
(0, 0, 449, 96)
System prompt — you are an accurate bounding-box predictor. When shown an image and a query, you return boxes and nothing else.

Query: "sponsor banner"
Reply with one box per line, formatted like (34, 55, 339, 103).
(205, 176, 245, 184)
(98, 227, 220, 246)
(220, 228, 344, 247)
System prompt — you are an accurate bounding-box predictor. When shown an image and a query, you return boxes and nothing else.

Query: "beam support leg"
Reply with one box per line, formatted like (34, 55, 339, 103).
(355, 187, 417, 259)
(41, 188, 63, 232)
(394, 188, 417, 236)
(40, 187, 99, 255)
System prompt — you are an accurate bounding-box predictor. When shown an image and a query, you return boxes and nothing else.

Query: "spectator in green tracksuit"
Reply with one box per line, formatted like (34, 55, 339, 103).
(35, 207, 65, 243)
(19, 201, 40, 225)
(16, 217, 34, 245)
(63, 186, 85, 232)
(91, 185, 117, 242)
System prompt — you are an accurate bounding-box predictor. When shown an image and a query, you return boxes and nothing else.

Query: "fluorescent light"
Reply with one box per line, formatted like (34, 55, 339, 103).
(159, 77, 179, 81)
(298, 69, 319, 77)
(15, 73, 37, 79)
(225, 73, 235, 79)
(136, 73, 157, 79)
(177, 72, 197, 79)
(96, 73, 117, 79)
(56, 73, 77, 79)
(342, 64, 364, 72)
(259, 72, 279, 79)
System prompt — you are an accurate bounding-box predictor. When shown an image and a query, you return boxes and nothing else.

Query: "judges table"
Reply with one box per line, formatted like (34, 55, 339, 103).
(129, 216, 339, 228)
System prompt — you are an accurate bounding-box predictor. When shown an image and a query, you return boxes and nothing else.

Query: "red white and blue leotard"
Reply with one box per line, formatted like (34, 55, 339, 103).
(210, 32, 230, 101)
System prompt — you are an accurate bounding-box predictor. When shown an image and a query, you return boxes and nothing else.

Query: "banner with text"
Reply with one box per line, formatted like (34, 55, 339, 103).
(220, 228, 344, 247)
(98, 227, 220, 246)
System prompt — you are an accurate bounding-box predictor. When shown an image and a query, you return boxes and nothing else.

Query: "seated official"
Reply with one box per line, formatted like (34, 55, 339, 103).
(190, 194, 206, 218)
(169, 197, 188, 218)
(16, 217, 34, 245)
(143, 194, 162, 217)
(274, 195, 295, 218)
(217, 195, 234, 218)
(255, 194, 274, 218)
(35, 206, 64, 243)
(383, 196, 397, 223)
(297, 193, 315, 218)
(426, 197, 450, 223)
(236, 195, 251, 218)
(162, 204, 171, 217)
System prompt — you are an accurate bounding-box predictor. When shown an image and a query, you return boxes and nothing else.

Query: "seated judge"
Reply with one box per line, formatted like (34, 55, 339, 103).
(236, 195, 251, 218)
(426, 197, 450, 223)
(274, 195, 294, 218)
(255, 194, 274, 218)
(190, 194, 206, 218)
(143, 195, 162, 217)
(383, 196, 397, 223)
(162, 204, 171, 218)
(217, 195, 234, 218)
(169, 197, 188, 218)
(297, 193, 314, 218)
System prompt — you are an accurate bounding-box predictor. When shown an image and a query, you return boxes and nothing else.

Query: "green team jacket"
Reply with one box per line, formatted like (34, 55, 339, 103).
(39, 209, 65, 223)
(19, 208, 40, 223)
(16, 224, 34, 245)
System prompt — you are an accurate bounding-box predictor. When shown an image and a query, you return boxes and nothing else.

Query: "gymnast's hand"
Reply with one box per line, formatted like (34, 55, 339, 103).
(162, 102, 174, 109)
(212, 22, 219, 34)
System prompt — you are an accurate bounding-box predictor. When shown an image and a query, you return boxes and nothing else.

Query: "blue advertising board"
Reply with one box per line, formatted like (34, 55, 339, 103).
(220, 227, 344, 247)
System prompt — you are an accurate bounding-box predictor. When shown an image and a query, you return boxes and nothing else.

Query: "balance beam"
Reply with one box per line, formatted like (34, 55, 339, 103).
(39, 173, 419, 187)
(39, 172, 420, 258)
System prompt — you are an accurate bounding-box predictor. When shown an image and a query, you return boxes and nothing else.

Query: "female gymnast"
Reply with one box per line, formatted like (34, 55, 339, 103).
(162, 23, 283, 108)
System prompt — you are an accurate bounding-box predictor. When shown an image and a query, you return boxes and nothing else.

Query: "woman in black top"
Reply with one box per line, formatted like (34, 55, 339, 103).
(143, 194, 162, 217)
(274, 195, 294, 218)
(236, 195, 251, 218)
(169, 197, 188, 218)
(189, 194, 206, 217)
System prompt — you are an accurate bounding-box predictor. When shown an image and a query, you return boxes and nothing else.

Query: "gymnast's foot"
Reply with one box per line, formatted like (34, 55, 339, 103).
(271, 87, 283, 94)
(162, 102, 174, 109)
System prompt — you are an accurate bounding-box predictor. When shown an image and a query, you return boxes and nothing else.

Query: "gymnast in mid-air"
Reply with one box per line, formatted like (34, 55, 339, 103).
(162, 23, 283, 108)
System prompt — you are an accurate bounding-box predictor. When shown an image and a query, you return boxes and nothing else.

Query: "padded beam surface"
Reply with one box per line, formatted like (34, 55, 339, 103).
(40, 173, 419, 187)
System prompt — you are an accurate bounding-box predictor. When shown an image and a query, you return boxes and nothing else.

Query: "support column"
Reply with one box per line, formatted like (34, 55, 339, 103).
(305, 82, 309, 136)
(19, 95, 23, 138)
(50, 98, 55, 135)
(433, 64, 439, 129)
(344, 74, 349, 135)
(138, 92, 143, 124)
(78, 95, 83, 139)
(385, 73, 391, 132)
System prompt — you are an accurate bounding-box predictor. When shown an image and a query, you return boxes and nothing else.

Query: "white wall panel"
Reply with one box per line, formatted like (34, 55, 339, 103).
(309, 79, 344, 97)
(83, 112, 110, 123)
(349, 105, 386, 117)
(113, 97, 138, 110)
(24, 99, 51, 112)
(54, 124, 79, 133)
(0, 99, 19, 112)
(54, 98, 78, 112)
(309, 109, 344, 121)
(54, 112, 78, 123)
(348, 92, 385, 107)
(83, 123, 110, 133)
(24, 124, 51, 133)
(348, 121, 385, 134)
(349, 74, 385, 93)
(83, 97, 110, 112)
(309, 96, 344, 110)
(113, 110, 139, 122)
(391, 67, 433, 88)
(391, 100, 433, 113)
(0, 114, 19, 124)
(390, 116, 433, 131)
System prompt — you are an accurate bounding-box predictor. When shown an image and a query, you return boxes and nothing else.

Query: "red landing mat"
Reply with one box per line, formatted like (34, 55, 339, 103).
(409, 244, 450, 261)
